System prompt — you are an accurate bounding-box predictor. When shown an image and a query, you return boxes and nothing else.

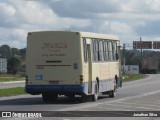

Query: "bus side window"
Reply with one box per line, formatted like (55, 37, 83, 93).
(106, 41, 109, 61)
(95, 39, 99, 62)
(103, 40, 106, 61)
(112, 42, 115, 61)
(112, 41, 118, 61)
(83, 38, 88, 63)
(103, 40, 109, 61)
(91, 39, 95, 62)
(99, 40, 104, 61)
(108, 41, 113, 61)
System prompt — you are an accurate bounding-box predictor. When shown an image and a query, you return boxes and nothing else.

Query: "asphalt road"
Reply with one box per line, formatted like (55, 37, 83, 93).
(0, 81, 25, 89)
(0, 74, 160, 120)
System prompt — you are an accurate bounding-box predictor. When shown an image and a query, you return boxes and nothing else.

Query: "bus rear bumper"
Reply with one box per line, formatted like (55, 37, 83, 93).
(25, 85, 86, 95)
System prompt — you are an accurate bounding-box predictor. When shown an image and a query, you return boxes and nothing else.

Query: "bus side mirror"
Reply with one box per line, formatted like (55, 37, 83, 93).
(115, 53, 119, 60)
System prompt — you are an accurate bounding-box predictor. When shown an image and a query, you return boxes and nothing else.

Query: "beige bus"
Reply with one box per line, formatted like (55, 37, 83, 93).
(25, 31, 122, 102)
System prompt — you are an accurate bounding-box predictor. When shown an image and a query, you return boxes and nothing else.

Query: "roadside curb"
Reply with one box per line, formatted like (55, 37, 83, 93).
(0, 81, 25, 84)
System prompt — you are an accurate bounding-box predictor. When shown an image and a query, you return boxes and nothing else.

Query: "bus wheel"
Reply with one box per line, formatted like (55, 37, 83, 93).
(42, 93, 58, 102)
(92, 81, 99, 101)
(67, 94, 75, 98)
(109, 90, 116, 98)
(68, 94, 76, 101)
(80, 95, 86, 102)
(42, 93, 49, 102)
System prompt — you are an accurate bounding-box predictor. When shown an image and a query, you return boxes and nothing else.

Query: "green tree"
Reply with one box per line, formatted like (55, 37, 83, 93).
(0, 45, 12, 59)
(7, 57, 21, 74)
(124, 50, 140, 65)
(20, 48, 26, 59)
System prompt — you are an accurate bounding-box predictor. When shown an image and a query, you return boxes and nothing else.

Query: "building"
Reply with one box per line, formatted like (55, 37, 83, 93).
(0, 58, 7, 74)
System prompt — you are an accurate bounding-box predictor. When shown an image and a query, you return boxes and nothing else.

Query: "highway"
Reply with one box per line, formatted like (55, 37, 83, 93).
(0, 74, 160, 119)
(0, 81, 25, 89)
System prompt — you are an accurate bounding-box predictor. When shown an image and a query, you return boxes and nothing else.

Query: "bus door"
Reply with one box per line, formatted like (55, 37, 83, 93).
(87, 44, 92, 94)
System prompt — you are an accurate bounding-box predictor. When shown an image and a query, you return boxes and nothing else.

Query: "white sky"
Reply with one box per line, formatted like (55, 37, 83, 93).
(0, 0, 160, 48)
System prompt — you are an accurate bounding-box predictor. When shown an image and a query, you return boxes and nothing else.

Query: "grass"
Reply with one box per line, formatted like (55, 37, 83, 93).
(0, 87, 26, 97)
(0, 75, 25, 82)
(122, 74, 145, 82)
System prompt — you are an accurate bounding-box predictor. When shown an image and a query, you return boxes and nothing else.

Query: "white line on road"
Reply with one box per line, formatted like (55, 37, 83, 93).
(135, 106, 160, 111)
(119, 100, 160, 105)
(102, 103, 133, 108)
(117, 101, 160, 108)
(153, 102, 160, 104)
(95, 106, 134, 111)
(57, 89, 160, 111)
(102, 102, 160, 111)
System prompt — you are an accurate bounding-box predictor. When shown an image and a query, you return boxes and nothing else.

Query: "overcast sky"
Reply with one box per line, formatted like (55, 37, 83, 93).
(0, 0, 160, 48)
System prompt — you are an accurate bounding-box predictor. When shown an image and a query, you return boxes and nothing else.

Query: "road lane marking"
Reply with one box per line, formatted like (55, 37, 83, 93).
(102, 103, 160, 111)
(153, 102, 160, 104)
(95, 106, 134, 111)
(124, 100, 160, 105)
(102, 103, 133, 108)
(135, 106, 160, 111)
(103, 102, 160, 111)
(58, 89, 160, 111)
(117, 101, 160, 108)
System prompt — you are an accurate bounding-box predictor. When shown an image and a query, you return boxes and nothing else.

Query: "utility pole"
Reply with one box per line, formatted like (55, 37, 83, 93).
(123, 44, 126, 75)
(140, 37, 143, 62)
(12, 47, 15, 74)
(140, 37, 143, 73)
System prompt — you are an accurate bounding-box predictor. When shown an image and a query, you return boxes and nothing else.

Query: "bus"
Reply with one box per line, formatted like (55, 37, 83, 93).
(25, 31, 122, 102)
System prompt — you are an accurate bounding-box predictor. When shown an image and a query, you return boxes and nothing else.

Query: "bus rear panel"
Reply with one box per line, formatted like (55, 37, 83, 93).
(26, 31, 84, 96)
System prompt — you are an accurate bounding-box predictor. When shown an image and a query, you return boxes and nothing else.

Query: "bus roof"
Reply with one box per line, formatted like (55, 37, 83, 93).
(28, 30, 119, 41)
(80, 31, 119, 40)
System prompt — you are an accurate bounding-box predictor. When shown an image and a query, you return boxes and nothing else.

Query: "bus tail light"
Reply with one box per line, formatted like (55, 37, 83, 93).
(80, 75, 83, 84)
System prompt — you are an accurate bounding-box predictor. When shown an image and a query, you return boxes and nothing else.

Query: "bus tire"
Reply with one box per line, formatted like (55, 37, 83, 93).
(68, 94, 76, 101)
(42, 93, 49, 102)
(92, 81, 99, 101)
(109, 90, 116, 98)
(42, 93, 58, 102)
